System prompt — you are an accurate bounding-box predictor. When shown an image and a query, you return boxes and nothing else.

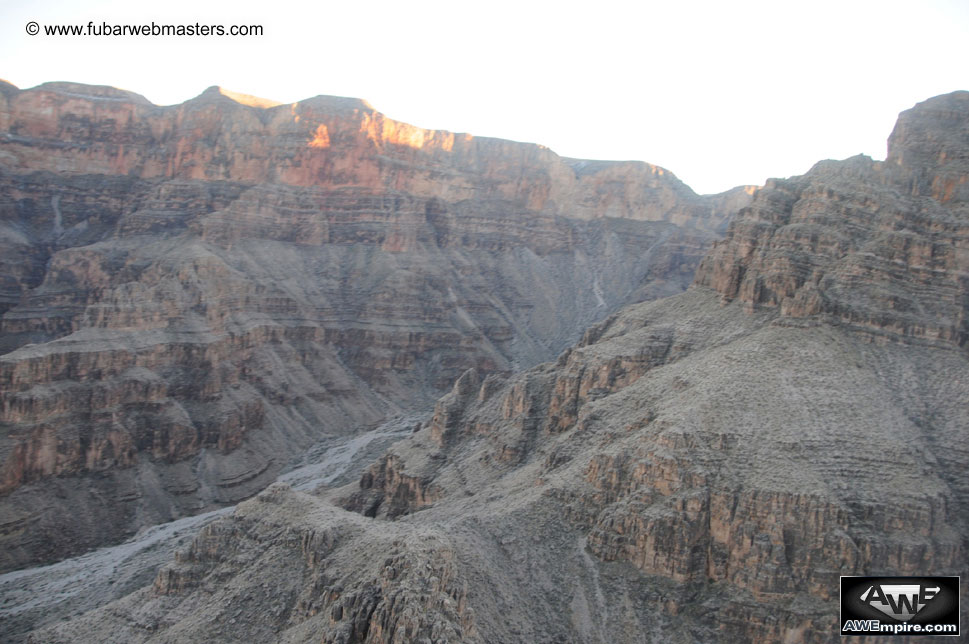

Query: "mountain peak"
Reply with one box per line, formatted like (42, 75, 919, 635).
(189, 85, 283, 108)
(886, 90, 969, 200)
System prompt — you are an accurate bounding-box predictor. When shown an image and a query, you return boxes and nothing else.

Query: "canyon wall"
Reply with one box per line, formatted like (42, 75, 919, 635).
(0, 80, 751, 570)
(31, 91, 969, 644)
(696, 91, 969, 349)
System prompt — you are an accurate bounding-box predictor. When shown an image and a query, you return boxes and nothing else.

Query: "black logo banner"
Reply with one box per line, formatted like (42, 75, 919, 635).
(840, 576, 960, 637)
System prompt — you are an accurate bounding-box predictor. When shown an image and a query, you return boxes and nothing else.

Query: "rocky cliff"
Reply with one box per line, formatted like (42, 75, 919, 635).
(0, 80, 751, 571)
(695, 91, 969, 348)
(29, 92, 969, 643)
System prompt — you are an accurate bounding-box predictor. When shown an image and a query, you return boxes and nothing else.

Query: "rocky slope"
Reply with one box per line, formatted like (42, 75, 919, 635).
(0, 80, 752, 571)
(0, 415, 417, 641)
(28, 92, 969, 643)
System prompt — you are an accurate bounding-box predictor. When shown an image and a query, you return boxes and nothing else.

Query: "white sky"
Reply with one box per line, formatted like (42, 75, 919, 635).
(1, 0, 968, 194)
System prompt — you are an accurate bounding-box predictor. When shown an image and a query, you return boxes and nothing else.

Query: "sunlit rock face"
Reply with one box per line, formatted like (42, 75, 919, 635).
(23, 91, 969, 644)
(0, 80, 751, 570)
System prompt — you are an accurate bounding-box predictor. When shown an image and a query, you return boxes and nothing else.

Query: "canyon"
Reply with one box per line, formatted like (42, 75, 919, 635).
(0, 79, 752, 572)
(3, 84, 968, 644)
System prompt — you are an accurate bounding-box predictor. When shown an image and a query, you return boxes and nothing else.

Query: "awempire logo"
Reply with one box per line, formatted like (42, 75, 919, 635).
(840, 576, 960, 636)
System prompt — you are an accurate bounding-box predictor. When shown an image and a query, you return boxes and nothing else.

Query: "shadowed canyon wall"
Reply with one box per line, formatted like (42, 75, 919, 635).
(0, 80, 752, 570)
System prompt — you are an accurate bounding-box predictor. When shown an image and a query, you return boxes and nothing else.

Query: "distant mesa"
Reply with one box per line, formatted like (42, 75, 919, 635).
(28, 81, 153, 104)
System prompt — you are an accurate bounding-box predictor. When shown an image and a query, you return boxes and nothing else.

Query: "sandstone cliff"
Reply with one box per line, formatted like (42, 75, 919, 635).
(0, 81, 750, 570)
(29, 92, 969, 644)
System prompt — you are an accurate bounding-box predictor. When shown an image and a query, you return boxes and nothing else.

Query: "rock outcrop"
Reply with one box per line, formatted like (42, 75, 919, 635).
(696, 91, 969, 348)
(0, 81, 751, 570)
(30, 91, 969, 644)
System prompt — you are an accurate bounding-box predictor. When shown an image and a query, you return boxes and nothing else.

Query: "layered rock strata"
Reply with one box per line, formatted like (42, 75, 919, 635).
(31, 91, 969, 644)
(696, 91, 969, 349)
(0, 80, 751, 570)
